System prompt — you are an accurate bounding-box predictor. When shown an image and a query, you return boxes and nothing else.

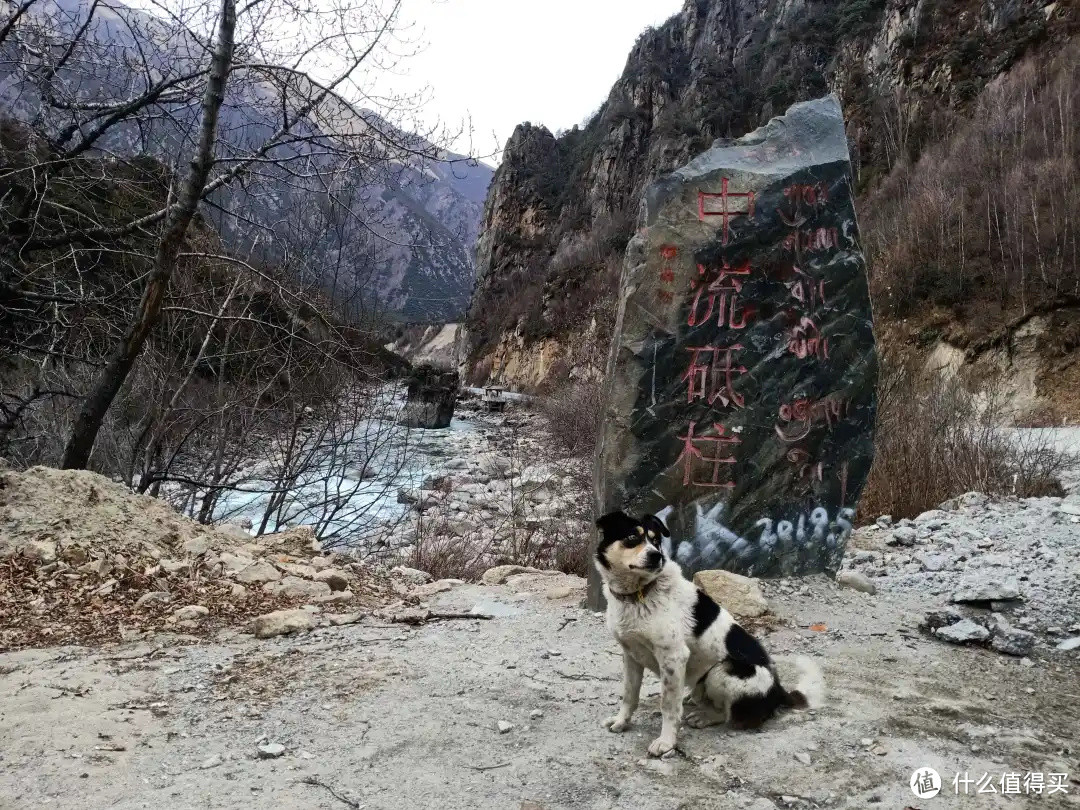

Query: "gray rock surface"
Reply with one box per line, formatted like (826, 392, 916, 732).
(951, 575, 1021, 604)
(935, 619, 991, 644)
(693, 570, 770, 617)
(989, 616, 1036, 657)
(888, 526, 917, 546)
(233, 560, 281, 585)
(836, 570, 876, 594)
(252, 608, 314, 639)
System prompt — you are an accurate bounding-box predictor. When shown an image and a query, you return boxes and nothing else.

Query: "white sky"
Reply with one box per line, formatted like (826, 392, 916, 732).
(394, 0, 685, 163)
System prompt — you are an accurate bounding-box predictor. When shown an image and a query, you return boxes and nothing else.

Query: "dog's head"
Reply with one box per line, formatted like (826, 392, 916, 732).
(594, 510, 671, 584)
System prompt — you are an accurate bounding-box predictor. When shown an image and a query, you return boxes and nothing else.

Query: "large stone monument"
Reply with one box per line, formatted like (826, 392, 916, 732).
(590, 95, 877, 609)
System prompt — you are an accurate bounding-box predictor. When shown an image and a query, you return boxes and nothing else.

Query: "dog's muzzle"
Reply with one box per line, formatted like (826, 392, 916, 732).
(642, 550, 664, 571)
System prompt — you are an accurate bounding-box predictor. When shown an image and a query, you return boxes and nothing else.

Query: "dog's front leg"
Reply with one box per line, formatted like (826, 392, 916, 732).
(603, 649, 643, 733)
(648, 647, 688, 757)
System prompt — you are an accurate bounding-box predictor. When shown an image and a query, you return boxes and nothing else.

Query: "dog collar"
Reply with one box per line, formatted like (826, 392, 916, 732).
(608, 578, 658, 604)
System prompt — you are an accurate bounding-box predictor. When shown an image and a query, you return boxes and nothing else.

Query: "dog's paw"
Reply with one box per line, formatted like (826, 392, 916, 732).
(685, 708, 724, 729)
(646, 735, 675, 757)
(603, 714, 631, 733)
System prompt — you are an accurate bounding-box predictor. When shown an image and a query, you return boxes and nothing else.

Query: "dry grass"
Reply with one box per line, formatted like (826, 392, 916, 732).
(860, 352, 1074, 521)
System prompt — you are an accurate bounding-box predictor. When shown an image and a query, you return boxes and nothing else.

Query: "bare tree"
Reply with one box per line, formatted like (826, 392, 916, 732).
(0, 0, 452, 469)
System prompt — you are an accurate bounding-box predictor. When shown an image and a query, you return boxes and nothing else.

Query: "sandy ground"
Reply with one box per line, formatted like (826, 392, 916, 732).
(3, 572, 1078, 810)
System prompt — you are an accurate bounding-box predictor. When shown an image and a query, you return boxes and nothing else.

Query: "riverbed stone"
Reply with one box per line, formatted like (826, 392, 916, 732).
(252, 608, 313, 639)
(951, 575, 1021, 604)
(693, 570, 769, 617)
(591, 96, 876, 606)
(935, 619, 991, 645)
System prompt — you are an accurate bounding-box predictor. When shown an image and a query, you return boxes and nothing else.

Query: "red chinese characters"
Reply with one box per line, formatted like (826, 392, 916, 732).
(681, 345, 747, 408)
(688, 261, 752, 329)
(677, 420, 741, 489)
(656, 244, 678, 304)
(698, 177, 756, 244)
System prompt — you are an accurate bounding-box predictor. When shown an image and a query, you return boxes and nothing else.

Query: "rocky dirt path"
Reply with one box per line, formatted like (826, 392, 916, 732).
(3, 567, 1078, 810)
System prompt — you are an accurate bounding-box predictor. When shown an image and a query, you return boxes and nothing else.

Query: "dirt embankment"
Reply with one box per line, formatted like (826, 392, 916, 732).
(0, 466, 396, 650)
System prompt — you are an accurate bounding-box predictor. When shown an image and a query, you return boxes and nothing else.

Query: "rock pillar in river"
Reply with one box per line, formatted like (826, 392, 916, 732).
(401, 365, 459, 430)
(590, 95, 878, 608)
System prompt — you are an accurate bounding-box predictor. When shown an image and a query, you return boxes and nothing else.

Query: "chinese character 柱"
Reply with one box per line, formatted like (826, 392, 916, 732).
(677, 420, 740, 489)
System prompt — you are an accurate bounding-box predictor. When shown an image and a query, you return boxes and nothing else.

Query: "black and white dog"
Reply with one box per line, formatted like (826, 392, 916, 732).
(595, 510, 822, 756)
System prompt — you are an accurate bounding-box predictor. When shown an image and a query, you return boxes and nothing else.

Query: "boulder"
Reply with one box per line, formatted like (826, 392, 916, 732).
(252, 608, 314, 639)
(21, 540, 57, 564)
(218, 552, 254, 574)
(481, 564, 544, 585)
(935, 619, 991, 645)
(390, 566, 432, 586)
(400, 365, 458, 430)
(158, 558, 189, 575)
(313, 568, 350, 592)
(233, 560, 282, 585)
(277, 562, 318, 580)
(951, 576, 1021, 604)
(692, 570, 769, 618)
(182, 537, 210, 557)
(888, 526, 917, 546)
(134, 591, 172, 609)
(410, 579, 462, 598)
(989, 617, 1035, 657)
(313, 590, 354, 604)
(915, 552, 951, 572)
(591, 96, 876, 608)
(263, 576, 330, 600)
(836, 570, 876, 595)
(922, 608, 964, 630)
(173, 605, 209, 622)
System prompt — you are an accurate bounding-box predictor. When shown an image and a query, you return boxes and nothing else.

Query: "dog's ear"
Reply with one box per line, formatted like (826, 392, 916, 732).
(595, 510, 638, 540)
(641, 514, 671, 538)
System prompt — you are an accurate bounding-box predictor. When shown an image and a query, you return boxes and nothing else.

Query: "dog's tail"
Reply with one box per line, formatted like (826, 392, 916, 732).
(781, 655, 824, 710)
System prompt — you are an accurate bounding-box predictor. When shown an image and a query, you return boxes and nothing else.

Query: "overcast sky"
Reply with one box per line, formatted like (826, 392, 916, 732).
(394, 0, 685, 164)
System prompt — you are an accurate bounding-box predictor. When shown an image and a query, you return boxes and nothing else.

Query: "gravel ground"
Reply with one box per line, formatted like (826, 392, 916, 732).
(2, 564, 1078, 810)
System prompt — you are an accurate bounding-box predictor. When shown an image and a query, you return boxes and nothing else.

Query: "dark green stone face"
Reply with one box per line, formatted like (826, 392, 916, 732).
(595, 96, 877, 587)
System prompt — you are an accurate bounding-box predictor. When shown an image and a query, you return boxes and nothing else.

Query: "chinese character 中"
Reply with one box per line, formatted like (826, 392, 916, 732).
(677, 420, 740, 489)
(697, 177, 755, 244)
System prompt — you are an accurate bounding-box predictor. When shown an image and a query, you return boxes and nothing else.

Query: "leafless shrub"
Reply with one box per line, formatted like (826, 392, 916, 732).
(864, 44, 1080, 328)
(408, 524, 491, 583)
(536, 378, 604, 459)
(398, 413, 593, 580)
(861, 352, 1075, 520)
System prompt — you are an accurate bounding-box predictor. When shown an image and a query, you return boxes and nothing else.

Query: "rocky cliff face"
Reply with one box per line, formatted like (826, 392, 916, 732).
(467, 0, 1076, 390)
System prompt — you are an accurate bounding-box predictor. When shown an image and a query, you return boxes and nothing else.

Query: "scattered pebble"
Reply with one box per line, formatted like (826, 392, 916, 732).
(256, 743, 286, 759)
